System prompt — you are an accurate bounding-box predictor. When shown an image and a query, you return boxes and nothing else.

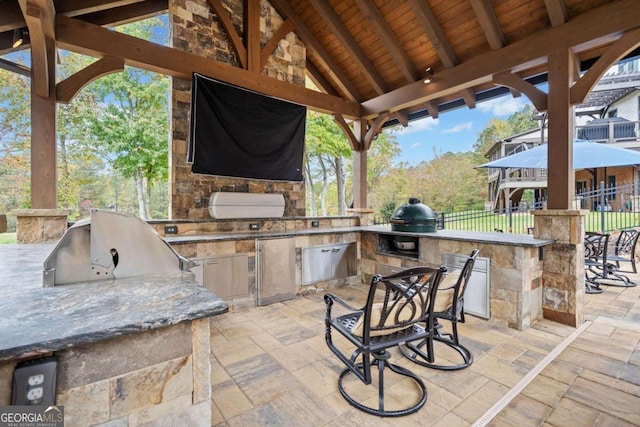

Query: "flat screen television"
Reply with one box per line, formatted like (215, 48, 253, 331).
(187, 73, 306, 181)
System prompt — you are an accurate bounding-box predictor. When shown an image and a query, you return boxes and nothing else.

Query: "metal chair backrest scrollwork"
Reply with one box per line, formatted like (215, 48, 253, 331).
(612, 229, 640, 273)
(399, 249, 479, 370)
(584, 231, 636, 292)
(324, 266, 446, 417)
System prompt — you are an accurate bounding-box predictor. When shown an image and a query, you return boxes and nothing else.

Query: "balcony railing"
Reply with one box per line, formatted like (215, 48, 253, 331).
(575, 120, 640, 144)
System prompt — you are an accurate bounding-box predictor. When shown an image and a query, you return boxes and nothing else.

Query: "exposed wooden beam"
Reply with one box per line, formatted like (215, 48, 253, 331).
(56, 55, 124, 103)
(353, 0, 418, 83)
(333, 114, 360, 150)
(352, 120, 367, 207)
(363, 113, 391, 150)
(493, 71, 548, 112)
(408, 0, 458, 68)
(245, 0, 260, 73)
(305, 59, 338, 96)
(308, 0, 387, 94)
(56, 15, 360, 117)
(362, 0, 640, 118)
(260, 19, 295, 70)
(571, 27, 640, 105)
(20, 0, 56, 98)
(207, 0, 247, 69)
(56, 0, 147, 17)
(0, 57, 31, 77)
(544, 0, 567, 27)
(461, 88, 476, 109)
(269, 0, 360, 102)
(74, 0, 167, 27)
(470, 0, 505, 50)
(394, 110, 409, 127)
(424, 101, 439, 119)
(547, 48, 575, 209)
(0, 2, 24, 32)
(1, 0, 159, 32)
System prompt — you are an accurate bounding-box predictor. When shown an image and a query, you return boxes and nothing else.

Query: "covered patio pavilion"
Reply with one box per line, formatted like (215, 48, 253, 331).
(3, 0, 640, 328)
(1, 1, 640, 424)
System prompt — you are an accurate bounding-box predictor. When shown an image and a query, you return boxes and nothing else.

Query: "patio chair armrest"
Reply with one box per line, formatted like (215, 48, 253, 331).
(324, 293, 363, 316)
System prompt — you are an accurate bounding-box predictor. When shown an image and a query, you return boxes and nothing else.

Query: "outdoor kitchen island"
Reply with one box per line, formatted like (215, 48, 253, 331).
(0, 243, 228, 426)
(156, 212, 553, 331)
(360, 227, 554, 330)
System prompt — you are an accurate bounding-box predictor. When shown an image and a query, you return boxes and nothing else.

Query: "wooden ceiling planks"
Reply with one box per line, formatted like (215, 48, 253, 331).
(0, 0, 638, 127)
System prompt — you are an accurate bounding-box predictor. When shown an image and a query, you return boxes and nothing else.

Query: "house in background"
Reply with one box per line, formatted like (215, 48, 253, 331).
(484, 65, 640, 212)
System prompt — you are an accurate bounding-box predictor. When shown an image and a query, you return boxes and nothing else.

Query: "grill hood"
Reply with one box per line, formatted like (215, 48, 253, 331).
(390, 198, 437, 233)
(43, 210, 193, 287)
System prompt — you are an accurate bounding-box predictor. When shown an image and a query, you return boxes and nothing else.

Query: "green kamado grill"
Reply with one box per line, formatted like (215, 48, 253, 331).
(390, 198, 438, 234)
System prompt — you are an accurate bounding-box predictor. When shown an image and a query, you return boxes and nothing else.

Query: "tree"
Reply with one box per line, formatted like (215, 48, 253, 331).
(0, 57, 31, 221)
(304, 112, 351, 215)
(473, 104, 538, 156)
(87, 19, 169, 220)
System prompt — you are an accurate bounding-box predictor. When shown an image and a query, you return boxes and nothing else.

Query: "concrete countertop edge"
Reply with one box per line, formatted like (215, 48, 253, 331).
(166, 225, 554, 247)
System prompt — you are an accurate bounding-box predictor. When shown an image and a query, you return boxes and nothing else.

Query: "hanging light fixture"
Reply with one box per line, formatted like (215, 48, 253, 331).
(423, 67, 434, 84)
(12, 28, 28, 48)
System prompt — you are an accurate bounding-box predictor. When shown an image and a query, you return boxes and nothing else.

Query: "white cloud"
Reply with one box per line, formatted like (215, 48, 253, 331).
(395, 117, 439, 135)
(443, 121, 473, 134)
(477, 96, 526, 116)
(410, 142, 422, 149)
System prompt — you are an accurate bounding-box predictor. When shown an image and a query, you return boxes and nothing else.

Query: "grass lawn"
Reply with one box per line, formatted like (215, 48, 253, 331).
(0, 233, 17, 244)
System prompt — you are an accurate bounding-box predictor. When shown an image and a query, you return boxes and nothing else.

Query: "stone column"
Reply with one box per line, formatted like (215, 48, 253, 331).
(11, 209, 70, 243)
(346, 208, 374, 226)
(532, 209, 586, 327)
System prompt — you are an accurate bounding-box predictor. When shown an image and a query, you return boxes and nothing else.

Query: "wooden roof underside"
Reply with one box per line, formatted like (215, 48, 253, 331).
(1, 0, 640, 126)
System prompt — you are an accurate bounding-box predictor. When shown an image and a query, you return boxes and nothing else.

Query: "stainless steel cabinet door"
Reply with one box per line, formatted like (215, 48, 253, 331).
(257, 237, 296, 305)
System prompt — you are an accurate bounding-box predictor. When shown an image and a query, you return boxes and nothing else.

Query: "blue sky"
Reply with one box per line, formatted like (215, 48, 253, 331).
(389, 94, 531, 165)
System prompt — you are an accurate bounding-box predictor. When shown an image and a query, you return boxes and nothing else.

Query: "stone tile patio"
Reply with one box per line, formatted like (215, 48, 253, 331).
(208, 279, 640, 426)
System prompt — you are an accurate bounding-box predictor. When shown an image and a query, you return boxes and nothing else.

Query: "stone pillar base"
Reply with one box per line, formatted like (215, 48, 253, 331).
(347, 208, 375, 226)
(11, 209, 71, 243)
(532, 209, 587, 327)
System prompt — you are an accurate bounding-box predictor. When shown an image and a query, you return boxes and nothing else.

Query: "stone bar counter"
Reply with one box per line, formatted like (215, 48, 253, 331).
(361, 226, 553, 330)
(0, 243, 228, 426)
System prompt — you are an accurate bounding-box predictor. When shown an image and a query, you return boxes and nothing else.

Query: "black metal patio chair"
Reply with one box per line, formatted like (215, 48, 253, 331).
(608, 228, 640, 274)
(584, 232, 636, 293)
(398, 249, 479, 371)
(324, 266, 446, 417)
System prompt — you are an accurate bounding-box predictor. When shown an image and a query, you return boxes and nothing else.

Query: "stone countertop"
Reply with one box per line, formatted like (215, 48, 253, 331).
(165, 226, 362, 244)
(361, 225, 554, 247)
(0, 244, 228, 361)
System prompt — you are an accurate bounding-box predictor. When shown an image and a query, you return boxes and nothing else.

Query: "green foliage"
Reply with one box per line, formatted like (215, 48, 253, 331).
(305, 112, 352, 214)
(473, 104, 538, 155)
(378, 199, 398, 221)
(0, 59, 31, 214)
(0, 233, 17, 244)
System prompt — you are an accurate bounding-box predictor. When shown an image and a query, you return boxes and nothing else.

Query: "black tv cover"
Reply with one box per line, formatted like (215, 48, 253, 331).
(187, 73, 306, 181)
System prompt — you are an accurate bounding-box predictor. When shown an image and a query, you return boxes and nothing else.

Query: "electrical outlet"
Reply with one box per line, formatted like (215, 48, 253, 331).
(12, 357, 57, 406)
(311, 220, 320, 227)
(249, 223, 260, 231)
(164, 225, 178, 234)
(27, 387, 43, 401)
(28, 374, 44, 386)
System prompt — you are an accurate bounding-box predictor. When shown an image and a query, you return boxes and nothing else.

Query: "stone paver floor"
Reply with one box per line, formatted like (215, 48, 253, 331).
(209, 278, 640, 426)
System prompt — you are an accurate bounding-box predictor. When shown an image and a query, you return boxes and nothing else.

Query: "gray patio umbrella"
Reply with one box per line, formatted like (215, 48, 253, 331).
(477, 139, 640, 170)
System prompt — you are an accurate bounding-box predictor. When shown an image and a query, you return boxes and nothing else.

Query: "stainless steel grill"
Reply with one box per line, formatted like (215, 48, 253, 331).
(43, 210, 192, 287)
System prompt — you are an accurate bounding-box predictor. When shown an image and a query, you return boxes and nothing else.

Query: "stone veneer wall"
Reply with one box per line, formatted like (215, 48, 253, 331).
(0, 320, 211, 426)
(170, 0, 307, 219)
(533, 209, 586, 327)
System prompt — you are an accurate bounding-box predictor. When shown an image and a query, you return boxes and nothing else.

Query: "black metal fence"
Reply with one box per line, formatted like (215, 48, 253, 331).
(375, 181, 640, 234)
